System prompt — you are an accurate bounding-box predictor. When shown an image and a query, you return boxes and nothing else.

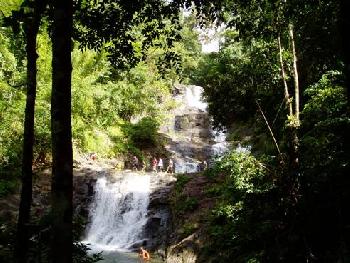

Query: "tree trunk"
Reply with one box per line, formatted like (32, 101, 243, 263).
(288, 24, 301, 201)
(340, 0, 350, 106)
(51, 0, 73, 262)
(289, 24, 300, 126)
(256, 100, 282, 158)
(277, 34, 293, 117)
(278, 29, 300, 201)
(15, 11, 40, 263)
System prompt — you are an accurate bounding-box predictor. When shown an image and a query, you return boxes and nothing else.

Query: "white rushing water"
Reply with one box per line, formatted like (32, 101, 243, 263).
(169, 85, 229, 173)
(184, 85, 207, 111)
(211, 130, 229, 157)
(174, 159, 199, 174)
(83, 173, 151, 252)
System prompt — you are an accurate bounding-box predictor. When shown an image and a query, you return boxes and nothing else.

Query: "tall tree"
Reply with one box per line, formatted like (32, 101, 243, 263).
(51, 0, 73, 262)
(11, 1, 45, 262)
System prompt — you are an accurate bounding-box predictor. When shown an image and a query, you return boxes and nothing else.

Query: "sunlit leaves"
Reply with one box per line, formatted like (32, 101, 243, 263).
(0, 27, 25, 172)
(218, 151, 269, 193)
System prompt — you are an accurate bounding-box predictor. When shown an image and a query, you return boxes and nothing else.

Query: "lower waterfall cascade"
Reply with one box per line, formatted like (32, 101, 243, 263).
(83, 173, 151, 252)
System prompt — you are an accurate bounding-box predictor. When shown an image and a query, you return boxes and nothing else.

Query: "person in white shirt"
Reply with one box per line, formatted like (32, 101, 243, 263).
(157, 157, 163, 172)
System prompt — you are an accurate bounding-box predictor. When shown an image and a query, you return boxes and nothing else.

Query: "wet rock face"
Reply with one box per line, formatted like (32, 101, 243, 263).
(165, 173, 217, 263)
(166, 233, 200, 263)
(143, 174, 176, 253)
(73, 176, 97, 219)
(175, 113, 210, 132)
(73, 165, 110, 220)
(161, 85, 227, 174)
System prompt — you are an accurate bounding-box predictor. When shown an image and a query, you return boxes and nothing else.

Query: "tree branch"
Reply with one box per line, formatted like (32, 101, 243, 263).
(277, 33, 293, 117)
(289, 24, 300, 126)
(256, 100, 283, 159)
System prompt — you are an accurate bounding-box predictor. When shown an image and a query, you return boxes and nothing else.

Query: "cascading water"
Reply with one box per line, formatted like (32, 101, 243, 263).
(83, 173, 151, 252)
(211, 130, 229, 157)
(184, 85, 207, 111)
(164, 84, 229, 173)
(81, 84, 229, 262)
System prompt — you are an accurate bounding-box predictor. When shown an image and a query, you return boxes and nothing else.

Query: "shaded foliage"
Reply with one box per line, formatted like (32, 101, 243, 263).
(200, 152, 284, 262)
(74, 0, 182, 69)
(299, 71, 350, 261)
(187, 1, 349, 262)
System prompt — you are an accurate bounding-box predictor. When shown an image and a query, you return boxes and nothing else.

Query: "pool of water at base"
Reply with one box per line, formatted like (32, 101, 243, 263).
(98, 250, 164, 263)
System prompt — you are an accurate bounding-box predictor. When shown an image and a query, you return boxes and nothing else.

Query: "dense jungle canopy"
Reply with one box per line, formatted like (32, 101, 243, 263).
(0, 0, 349, 262)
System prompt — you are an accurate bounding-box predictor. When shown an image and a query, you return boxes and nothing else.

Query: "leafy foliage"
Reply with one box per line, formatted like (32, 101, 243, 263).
(193, 35, 287, 155)
(1, 1, 349, 262)
(195, 69, 350, 262)
(217, 152, 271, 193)
(0, 26, 25, 194)
(200, 151, 282, 263)
(126, 117, 160, 148)
(299, 71, 350, 261)
(0, 7, 201, 185)
(74, 0, 179, 69)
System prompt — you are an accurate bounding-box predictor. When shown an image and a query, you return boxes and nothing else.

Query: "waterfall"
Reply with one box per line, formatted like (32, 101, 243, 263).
(83, 173, 151, 252)
(165, 84, 229, 173)
(211, 130, 229, 157)
(184, 85, 207, 111)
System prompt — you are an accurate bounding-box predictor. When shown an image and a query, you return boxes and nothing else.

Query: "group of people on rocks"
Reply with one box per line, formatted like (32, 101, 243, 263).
(131, 155, 174, 173)
(92, 153, 208, 174)
(151, 156, 174, 173)
(197, 160, 208, 172)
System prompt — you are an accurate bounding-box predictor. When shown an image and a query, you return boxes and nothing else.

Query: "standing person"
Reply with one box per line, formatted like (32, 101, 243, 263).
(90, 152, 97, 161)
(141, 158, 146, 172)
(138, 247, 150, 262)
(197, 161, 202, 172)
(203, 160, 208, 170)
(132, 155, 139, 171)
(151, 157, 157, 172)
(157, 157, 163, 172)
(166, 158, 174, 174)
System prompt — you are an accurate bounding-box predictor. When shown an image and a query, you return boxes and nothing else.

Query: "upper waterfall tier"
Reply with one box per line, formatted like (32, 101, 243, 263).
(161, 84, 228, 173)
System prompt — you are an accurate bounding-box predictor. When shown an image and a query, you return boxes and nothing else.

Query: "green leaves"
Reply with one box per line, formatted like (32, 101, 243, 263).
(301, 71, 349, 173)
(203, 151, 279, 262)
(194, 38, 284, 132)
(0, 27, 25, 176)
(74, 0, 180, 69)
(127, 117, 159, 147)
(216, 151, 270, 194)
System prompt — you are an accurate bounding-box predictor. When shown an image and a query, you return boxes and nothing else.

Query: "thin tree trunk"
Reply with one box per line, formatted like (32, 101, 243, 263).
(277, 34, 293, 116)
(340, 0, 350, 107)
(289, 24, 300, 126)
(288, 23, 300, 176)
(338, 2, 350, 257)
(51, 0, 73, 262)
(256, 100, 282, 159)
(15, 9, 40, 263)
(278, 30, 300, 202)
